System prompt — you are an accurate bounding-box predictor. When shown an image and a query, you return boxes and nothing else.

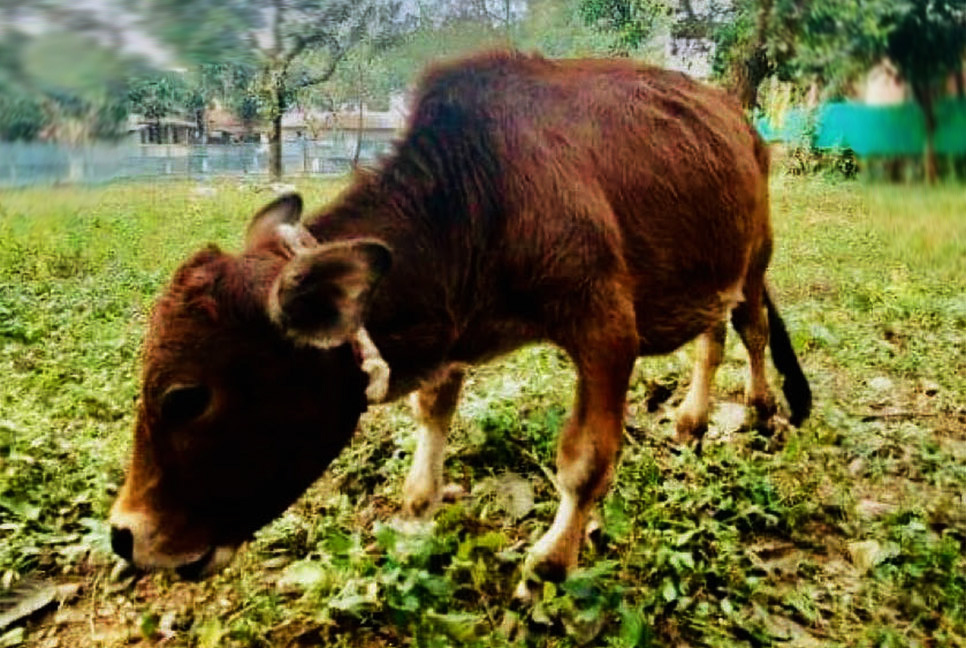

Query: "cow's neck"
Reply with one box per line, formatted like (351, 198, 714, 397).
(306, 174, 466, 400)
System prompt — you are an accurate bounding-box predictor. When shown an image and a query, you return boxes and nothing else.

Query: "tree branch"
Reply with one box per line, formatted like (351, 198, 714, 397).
(291, 45, 350, 90)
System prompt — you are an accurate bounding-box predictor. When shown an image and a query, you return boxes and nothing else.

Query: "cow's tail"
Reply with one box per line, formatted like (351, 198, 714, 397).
(764, 287, 812, 426)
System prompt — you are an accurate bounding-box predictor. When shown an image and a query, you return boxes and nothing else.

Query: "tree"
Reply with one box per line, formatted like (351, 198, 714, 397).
(787, 0, 891, 95)
(142, 0, 402, 179)
(0, 78, 44, 141)
(382, 9, 506, 87)
(789, 0, 966, 182)
(0, 2, 176, 143)
(710, 0, 836, 110)
(577, 0, 673, 55)
(0, 29, 43, 140)
(882, 0, 966, 182)
(517, 0, 623, 56)
(183, 64, 257, 144)
(128, 73, 190, 143)
(0, 27, 139, 143)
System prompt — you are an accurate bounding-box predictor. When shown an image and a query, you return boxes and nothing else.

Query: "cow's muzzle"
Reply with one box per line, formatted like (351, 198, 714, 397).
(175, 545, 216, 581)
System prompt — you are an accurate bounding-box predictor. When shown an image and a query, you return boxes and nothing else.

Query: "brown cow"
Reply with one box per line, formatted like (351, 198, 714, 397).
(109, 51, 810, 587)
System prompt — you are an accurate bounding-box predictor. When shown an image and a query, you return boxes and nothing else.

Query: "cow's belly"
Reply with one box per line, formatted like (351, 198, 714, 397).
(632, 284, 737, 356)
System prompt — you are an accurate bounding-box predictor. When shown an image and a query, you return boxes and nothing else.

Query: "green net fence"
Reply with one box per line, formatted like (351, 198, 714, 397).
(757, 99, 966, 156)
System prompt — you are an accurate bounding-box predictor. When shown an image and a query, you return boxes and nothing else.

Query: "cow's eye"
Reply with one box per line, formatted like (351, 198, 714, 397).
(160, 384, 211, 424)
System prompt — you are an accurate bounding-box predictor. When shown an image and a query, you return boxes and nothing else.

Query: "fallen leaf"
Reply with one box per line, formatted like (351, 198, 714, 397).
(0, 583, 57, 631)
(277, 560, 328, 592)
(0, 627, 24, 647)
(847, 540, 899, 572)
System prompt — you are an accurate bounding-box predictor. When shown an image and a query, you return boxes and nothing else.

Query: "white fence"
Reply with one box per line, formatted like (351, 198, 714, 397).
(0, 138, 393, 187)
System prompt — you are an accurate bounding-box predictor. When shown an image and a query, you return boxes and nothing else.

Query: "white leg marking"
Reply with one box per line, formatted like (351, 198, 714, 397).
(528, 490, 578, 566)
(403, 393, 447, 517)
(676, 328, 724, 436)
(523, 447, 597, 582)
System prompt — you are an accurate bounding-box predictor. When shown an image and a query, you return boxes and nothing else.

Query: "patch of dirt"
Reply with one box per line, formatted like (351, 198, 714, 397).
(17, 571, 233, 647)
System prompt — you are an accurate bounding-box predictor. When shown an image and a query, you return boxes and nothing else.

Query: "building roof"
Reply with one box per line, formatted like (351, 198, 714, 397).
(281, 107, 406, 132)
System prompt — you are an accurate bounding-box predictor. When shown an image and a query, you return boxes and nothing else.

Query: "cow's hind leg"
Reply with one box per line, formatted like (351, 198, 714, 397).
(675, 321, 727, 445)
(522, 292, 638, 588)
(403, 365, 465, 518)
(731, 280, 777, 424)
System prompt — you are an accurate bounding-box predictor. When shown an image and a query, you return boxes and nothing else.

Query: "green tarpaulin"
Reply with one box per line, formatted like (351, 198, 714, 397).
(757, 99, 966, 156)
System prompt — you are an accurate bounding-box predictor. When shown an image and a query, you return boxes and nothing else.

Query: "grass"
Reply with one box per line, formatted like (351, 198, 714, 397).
(0, 174, 964, 647)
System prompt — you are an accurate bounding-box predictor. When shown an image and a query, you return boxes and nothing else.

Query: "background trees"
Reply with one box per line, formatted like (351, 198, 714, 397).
(1, 0, 964, 181)
(881, 0, 966, 182)
(139, 0, 405, 178)
(580, 0, 966, 181)
(768, 0, 966, 182)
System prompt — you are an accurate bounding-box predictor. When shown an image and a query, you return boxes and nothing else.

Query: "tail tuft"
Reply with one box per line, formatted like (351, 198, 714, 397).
(764, 288, 811, 426)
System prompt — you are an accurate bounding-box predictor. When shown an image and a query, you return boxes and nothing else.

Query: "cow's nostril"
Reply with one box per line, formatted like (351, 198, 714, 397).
(111, 526, 134, 562)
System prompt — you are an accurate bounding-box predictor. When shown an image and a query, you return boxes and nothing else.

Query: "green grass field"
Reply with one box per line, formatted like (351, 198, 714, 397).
(0, 175, 964, 647)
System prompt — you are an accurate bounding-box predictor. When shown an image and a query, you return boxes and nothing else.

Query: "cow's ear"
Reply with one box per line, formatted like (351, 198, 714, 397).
(246, 193, 316, 251)
(269, 239, 392, 348)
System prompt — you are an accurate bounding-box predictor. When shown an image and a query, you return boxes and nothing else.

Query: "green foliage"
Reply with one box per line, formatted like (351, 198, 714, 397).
(577, 0, 672, 54)
(0, 77, 43, 141)
(709, 0, 831, 107)
(0, 29, 137, 142)
(143, 0, 259, 68)
(884, 0, 966, 90)
(141, 1, 402, 109)
(791, 0, 893, 93)
(138, 0, 403, 177)
(127, 72, 191, 123)
(515, 0, 624, 57)
(711, 0, 966, 118)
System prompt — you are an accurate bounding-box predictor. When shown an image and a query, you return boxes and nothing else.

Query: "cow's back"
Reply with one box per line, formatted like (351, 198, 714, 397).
(402, 52, 769, 354)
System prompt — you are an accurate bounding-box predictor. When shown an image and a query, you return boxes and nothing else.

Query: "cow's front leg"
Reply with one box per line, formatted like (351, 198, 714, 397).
(522, 300, 637, 587)
(403, 365, 465, 518)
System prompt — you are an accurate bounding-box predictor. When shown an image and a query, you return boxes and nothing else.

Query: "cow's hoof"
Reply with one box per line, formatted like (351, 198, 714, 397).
(402, 496, 436, 519)
(387, 515, 434, 536)
(402, 485, 439, 519)
(513, 555, 569, 605)
(746, 393, 778, 433)
(402, 480, 464, 518)
(748, 392, 777, 419)
(674, 413, 707, 448)
(585, 514, 604, 548)
(532, 557, 569, 583)
(521, 548, 570, 587)
(512, 577, 537, 603)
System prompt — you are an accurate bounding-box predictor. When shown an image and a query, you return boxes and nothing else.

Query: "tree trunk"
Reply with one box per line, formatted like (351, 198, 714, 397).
(912, 81, 938, 184)
(737, 51, 770, 110)
(923, 119, 938, 185)
(353, 101, 363, 167)
(195, 107, 207, 145)
(504, 0, 512, 44)
(734, 0, 773, 110)
(956, 59, 964, 98)
(270, 111, 283, 180)
(270, 76, 286, 181)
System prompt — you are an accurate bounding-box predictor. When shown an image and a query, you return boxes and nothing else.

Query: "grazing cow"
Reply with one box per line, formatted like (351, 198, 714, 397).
(109, 51, 811, 586)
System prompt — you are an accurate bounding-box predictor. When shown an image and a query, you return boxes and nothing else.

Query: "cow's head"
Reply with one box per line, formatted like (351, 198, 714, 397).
(109, 194, 391, 578)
